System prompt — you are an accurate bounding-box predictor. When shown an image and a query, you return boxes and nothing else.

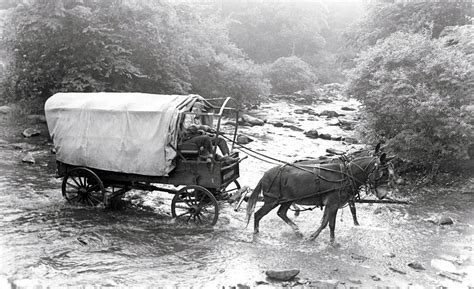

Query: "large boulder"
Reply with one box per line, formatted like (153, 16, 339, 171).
(320, 110, 340, 118)
(265, 269, 300, 281)
(283, 124, 304, 132)
(236, 134, 254, 145)
(239, 114, 265, 126)
(304, 129, 319, 139)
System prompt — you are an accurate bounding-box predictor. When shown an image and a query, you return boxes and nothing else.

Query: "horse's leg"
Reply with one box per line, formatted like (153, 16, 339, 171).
(308, 206, 330, 241)
(292, 204, 300, 217)
(277, 202, 303, 238)
(349, 201, 359, 226)
(328, 208, 338, 245)
(254, 202, 278, 234)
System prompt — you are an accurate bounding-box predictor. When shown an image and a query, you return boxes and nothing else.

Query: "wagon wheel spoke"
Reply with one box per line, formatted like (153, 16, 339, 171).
(69, 194, 81, 203)
(66, 182, 80, 190)
(70, 177, 81, 188)
(79, 177, 86, 187)
(186, 214, 193, 223)
(174, 205, 191, 210)
(89, 195, 102, 205)
(175, 211, 192, 219)
(86, 184, 100, 193)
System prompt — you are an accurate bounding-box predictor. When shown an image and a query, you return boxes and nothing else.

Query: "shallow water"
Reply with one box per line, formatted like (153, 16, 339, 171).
(1, 99, 473, 288)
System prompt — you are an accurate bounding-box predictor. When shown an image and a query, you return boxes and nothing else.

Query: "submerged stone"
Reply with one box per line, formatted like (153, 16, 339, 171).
(265, 269, 300, 281)
(408, 261, 426, 270)
(22, 153, 35, 164)
(22, 128, 41, 138)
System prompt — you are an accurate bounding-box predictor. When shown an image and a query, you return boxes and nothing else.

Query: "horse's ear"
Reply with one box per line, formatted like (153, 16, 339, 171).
(380, 153, 387, 164)
(375, 143, 381, 154)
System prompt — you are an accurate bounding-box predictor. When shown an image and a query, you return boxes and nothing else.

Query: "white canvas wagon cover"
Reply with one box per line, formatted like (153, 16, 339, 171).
(45, 92, 200, 176)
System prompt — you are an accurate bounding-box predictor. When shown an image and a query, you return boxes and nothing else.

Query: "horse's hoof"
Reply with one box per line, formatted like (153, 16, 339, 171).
(354, 222, 360, 226)
(330, 242, 341, 248)
(295, 232, 304, 239)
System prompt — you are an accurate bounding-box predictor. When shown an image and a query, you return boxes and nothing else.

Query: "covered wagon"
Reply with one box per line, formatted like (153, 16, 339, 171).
(45, 92, 243, 225)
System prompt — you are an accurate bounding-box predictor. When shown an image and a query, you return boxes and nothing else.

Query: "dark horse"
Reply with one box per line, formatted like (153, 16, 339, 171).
(292, 143, 385, 226)
(246, 154, 391, 244)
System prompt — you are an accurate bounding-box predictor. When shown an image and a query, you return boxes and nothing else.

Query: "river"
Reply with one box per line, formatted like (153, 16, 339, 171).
(0, 98, 473, 288)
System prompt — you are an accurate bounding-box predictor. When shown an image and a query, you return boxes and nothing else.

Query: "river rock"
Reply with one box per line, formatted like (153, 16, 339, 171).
(27, 114, 47, 123)
(383, 252, 396, 258)
(269, 121, 284, 127)
(22, 152, 35, 164)
(431, 259, 457, 273)
(389, 267, 407, 274)
(343, 137, 359, 144)
(320, 110, 339, 118)
(265, 269, 300, 281)
(438, 215, 454, 225)
(0, 105, 13, 114)
(370, 275, 381, 281)
(304, 129, 319, 139)
(341, 106, 356, 111)
(22, 128, 41, 138)
(330, 136, 342, 141)
(307, 280, 339, 288)
(236, 135, 254, 145)
(319, 133, 332, 140)
(348, 278, 362, 284)
(283, 124, 304, 132)
(239, 114, 265, 126)
(408, 261, 426, 270)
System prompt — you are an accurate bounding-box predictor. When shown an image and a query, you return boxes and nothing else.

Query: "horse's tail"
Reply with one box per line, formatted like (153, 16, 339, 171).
(245, 179, 263, 227)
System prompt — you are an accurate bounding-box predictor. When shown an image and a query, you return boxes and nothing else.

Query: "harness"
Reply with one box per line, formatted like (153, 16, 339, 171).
(264, 156, 383, 209)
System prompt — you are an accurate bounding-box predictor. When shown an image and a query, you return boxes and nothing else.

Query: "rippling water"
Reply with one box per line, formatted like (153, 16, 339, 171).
(1, 102, 473, 288)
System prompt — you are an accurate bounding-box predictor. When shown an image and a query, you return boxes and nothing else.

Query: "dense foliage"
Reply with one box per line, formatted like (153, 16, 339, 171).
(346, 32, 473, 170)
(266, 56, 316, 95)
(347, 2, 471, 48)
(1, 0, 269, 108)
(226, 2, 327, 64)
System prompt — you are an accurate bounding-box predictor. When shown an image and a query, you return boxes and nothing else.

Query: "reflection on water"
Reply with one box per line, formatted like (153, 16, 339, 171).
(1, 104, 473, 287)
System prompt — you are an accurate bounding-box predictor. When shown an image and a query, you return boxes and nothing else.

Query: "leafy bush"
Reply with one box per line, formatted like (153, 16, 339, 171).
(346, 2, 471, 48)
(191, 54, 270, 106)
(266, 56, 316, 94)
(1, 0, 269, 110)
(346, 32, 473, 170)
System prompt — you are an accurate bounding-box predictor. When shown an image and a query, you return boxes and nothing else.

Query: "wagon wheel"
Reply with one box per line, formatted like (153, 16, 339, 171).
(61, 167, 105, 207)
(171, 185, 219, 226)
(217, 180, 241, 200)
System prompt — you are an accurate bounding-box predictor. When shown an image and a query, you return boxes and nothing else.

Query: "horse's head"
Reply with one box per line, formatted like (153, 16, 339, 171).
(349, 153, 395, 199)
(366, 153, 394, 199)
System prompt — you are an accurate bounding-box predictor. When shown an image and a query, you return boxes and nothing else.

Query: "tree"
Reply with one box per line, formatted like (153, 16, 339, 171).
(346, 32, 473, 170)
(266, 56, 316, 95)
(347, 2, 472, 48)
(226, 2, 327, 63)
(1, 0, 270, 109)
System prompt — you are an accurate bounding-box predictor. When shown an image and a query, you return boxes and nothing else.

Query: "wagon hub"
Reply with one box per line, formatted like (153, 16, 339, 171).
(189, 205, 201, 215)
(78, 187, 88, 195)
